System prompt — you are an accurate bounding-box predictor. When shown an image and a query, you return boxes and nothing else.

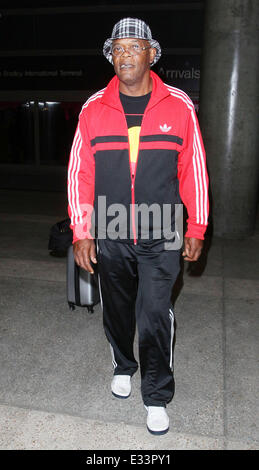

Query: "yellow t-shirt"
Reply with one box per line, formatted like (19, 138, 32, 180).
(128, 126, 141, 177)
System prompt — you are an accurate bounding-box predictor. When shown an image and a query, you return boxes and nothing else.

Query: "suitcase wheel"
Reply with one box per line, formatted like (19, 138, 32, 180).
(68, 302, 75, 311)
(87, 306, 94, 314)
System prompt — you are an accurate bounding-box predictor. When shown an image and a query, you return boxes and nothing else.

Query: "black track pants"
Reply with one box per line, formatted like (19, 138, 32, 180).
(97, 239, 180, 407)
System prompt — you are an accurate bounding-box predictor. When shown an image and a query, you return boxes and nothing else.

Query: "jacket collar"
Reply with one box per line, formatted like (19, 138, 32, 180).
(100, 71, 170, 112)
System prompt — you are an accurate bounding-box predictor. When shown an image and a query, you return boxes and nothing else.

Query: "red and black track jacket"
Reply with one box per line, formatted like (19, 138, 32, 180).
(68, 71, 209, 244)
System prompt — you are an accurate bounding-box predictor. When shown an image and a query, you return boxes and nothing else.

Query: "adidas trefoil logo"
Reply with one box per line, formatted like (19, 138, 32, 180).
(160, 123, 172, 132)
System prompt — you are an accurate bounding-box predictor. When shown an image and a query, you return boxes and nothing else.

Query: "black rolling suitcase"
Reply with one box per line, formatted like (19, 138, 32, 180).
(66, 245, 100, 313)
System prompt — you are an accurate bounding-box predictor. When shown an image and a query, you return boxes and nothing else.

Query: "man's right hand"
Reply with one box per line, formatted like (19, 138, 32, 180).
(73, 239, 97, 274)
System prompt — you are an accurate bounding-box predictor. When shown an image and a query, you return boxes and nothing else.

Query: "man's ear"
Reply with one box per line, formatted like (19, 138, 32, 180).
(149, 47, 157, 65)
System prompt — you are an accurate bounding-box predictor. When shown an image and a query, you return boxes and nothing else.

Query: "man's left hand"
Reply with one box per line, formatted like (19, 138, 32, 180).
(182, 237, 203, 262)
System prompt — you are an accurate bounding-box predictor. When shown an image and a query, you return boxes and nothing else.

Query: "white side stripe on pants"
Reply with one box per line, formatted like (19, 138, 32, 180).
(109, 344, 118, 370)
(96, 240, 103, 312)
(169, 308, 175, 371)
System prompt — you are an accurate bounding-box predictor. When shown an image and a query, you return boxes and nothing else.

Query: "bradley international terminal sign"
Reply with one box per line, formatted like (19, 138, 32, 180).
(0, 70, 83, 78)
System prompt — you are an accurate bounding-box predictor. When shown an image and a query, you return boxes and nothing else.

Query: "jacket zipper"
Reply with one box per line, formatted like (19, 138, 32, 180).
(131, 148, 140, 245)
(122, 105, 148, 246)
(121, 109, 138, 245)
(130, 109, 148, 245)
(131, 179, 137, 245)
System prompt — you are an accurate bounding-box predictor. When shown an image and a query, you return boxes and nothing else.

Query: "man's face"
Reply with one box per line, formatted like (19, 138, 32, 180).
(112, 38, 156, 87)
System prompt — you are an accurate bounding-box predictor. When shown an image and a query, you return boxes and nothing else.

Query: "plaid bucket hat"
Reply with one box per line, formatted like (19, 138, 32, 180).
(103, 17, 161, 66)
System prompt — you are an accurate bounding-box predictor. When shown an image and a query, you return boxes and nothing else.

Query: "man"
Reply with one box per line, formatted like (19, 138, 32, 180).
(68, 18, 209, 435)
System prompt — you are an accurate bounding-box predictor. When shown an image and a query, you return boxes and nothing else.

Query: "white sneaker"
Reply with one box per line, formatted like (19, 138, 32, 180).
(111, 375, 131, 399)
(144, 405, 169, 435)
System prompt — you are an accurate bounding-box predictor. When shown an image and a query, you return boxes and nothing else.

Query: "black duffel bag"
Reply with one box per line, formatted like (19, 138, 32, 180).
(48, 218, 73, 257)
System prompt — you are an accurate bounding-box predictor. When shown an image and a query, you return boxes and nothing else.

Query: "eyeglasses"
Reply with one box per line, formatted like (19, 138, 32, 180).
(111, 43, 151, 57)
